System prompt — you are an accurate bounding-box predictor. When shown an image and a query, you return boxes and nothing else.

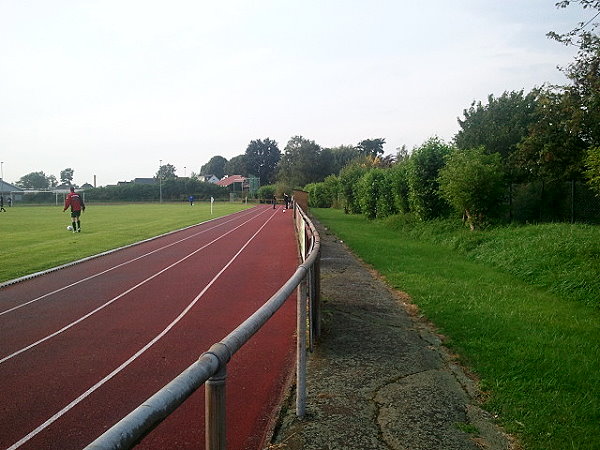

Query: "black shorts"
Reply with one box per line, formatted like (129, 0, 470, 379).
(71, 210, 81, 218)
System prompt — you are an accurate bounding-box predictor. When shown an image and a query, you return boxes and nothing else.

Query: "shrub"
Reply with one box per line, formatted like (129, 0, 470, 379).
(438, 147, 506, 229)
(407, 137, 453, 220)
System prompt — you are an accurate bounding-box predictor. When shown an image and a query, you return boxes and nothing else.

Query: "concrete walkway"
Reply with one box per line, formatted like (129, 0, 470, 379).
(268, 220, 512, 450)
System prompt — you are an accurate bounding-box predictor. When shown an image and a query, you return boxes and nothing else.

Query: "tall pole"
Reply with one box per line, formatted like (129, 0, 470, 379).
(1, 161, 4, 201)
(159, 159, 163, 204)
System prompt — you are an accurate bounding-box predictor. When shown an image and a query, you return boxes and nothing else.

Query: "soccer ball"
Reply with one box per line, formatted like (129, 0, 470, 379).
(67, 225, 73, 231)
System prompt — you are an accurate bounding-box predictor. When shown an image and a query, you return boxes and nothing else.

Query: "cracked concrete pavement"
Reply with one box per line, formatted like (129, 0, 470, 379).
(267, 219, 513, 450)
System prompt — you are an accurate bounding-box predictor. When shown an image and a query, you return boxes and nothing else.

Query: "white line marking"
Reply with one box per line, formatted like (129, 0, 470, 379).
(0, 208, 272, 364)
(0, 208, 261, 316)
(7, 208, 279, 450)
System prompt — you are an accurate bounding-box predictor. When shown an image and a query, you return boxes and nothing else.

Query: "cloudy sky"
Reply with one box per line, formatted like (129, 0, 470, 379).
(0, 0, 590, 187)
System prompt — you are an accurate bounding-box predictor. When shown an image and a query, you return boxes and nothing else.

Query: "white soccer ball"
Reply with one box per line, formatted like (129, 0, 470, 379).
(67, 225, 73, 231)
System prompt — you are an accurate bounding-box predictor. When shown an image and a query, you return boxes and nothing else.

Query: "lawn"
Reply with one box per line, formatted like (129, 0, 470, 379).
(0, 202, 251, 283)
(312, 208, 600, 450)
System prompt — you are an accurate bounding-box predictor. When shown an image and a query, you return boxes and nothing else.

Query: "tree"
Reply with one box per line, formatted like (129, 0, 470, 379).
(438, 147, 506, 229)
(224, 154, 248, 176)
(455, 90, 539, 183)
(548, 1, 600, 147)
(60, 168, 74, 185)
(15, 171, 56, 189)
(514, 87, 588, 181)
(357, 138, 385, 157)
(156, 163, 177, 180)
(245, 138, 281, 185)
(201, 156, 227, 179)
(278, 136, 326, 187)
(329, 145, 361, 174)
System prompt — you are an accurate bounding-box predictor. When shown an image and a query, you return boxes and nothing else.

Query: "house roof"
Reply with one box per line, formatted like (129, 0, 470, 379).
(216, 175, 246, 187)
(0, 180, 23, 192)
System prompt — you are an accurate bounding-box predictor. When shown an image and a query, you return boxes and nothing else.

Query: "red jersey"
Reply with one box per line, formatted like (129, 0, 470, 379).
(64, 192, 85, 212)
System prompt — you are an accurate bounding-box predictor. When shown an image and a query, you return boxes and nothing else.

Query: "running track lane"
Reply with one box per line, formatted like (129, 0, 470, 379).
(0, 205, 298, 449)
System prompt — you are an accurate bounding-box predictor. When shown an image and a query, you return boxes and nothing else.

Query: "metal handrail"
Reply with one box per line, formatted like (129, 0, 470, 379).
(86, 204, 320, 449)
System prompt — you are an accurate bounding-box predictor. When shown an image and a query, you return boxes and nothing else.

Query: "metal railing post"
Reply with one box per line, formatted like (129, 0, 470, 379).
(296, 276, 307, 418)
(205, 364, 227, 450)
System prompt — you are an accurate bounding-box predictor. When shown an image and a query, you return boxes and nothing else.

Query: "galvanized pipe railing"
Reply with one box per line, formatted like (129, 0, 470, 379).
(85, 204, 320, 450)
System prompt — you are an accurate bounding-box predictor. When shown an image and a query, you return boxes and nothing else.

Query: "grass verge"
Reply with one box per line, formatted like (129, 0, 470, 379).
(312, 208, 600, 450)
(0, 202, 251, 283)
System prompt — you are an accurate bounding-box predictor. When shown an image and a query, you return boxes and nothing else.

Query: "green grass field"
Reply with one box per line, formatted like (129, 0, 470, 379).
(312, 208, 600, 450)
(0, 202, 251, 283)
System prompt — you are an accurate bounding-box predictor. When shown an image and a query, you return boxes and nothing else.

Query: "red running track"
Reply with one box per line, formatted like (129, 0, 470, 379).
(0, 205, 299, 450)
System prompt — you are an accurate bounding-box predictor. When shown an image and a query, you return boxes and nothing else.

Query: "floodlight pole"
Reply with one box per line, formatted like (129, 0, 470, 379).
(159, 159, 163, 204)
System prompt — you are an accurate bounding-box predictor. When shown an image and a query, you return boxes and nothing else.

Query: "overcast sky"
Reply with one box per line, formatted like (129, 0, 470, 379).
(0, 0, 590, 187)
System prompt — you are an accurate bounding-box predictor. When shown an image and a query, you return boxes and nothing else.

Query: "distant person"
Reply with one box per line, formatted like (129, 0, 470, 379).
(0, 195, 6, 212)
(63, 186, 86, 232)
(7, 197, 11, 207)
(188, 195, 194, 206)
(283, 193, 290, 211)
(273, 193, 277, 209)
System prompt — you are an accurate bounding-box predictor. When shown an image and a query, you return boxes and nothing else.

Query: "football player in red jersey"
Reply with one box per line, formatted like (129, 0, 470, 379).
(63, 186, 86, 232)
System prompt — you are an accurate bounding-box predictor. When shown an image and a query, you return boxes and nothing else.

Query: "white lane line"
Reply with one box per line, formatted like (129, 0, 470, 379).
(0, 207, 262, 316)
(7, 208, 279, 450)
(0, 207, 272, 364)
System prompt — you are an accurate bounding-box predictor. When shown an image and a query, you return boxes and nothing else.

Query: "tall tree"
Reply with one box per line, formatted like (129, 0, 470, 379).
(156, 163, 177, 180)
(357, 138, 385, 157)
(245, 138, 281, 185)
(454, 90, 540, 169)
(548, 1, 600, 147)
(514, 87, 588, 181)
(224, 154, 248, 176)
(16, 171, 56, 189)
(278, 136, 325, 187)
(200, 156, 227, 179)
(329, 145, 361, 174)
(60, 168, 74, 185)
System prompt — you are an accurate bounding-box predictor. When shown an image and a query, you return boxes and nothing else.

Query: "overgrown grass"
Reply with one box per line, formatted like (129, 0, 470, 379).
(0, 202, 251, 283)
(312, 208, 600, 450)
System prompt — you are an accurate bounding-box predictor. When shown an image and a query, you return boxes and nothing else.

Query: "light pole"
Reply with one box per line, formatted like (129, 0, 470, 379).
(159, 159, 163, 204)
(184, 166, 187, 177)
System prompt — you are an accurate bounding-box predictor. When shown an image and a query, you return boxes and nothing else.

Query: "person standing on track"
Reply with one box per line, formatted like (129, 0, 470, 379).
(283, 192, 290, 211)
(63, 186, 85, 232)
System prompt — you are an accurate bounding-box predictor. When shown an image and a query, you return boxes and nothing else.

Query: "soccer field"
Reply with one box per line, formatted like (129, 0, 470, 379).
(0, 202, 251, 284)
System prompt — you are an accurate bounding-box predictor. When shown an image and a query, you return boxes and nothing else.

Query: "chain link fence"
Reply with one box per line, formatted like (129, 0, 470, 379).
(509, 181, 600, 224)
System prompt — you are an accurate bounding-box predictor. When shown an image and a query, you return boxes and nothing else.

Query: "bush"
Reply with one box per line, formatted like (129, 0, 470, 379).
(305, 182, 331, 208)
(257, 185, 276, 202)
(388, 162, 410, 213)
(339, 163, 368, 213)
(356, 168, 397, 219)
(438, 147, 506, 229)
(584, 146, 600, 196)
(407, 137, 452, 220)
